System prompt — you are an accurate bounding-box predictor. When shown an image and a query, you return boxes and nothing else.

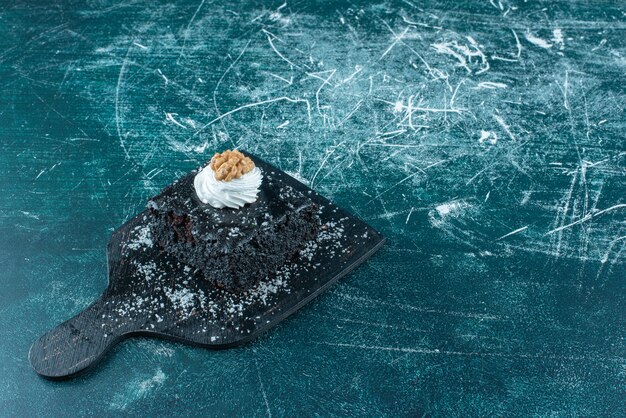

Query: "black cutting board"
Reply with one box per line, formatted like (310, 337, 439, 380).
(29, 156, 385, 380)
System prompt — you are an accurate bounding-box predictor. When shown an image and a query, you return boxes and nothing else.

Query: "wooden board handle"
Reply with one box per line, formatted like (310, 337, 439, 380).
(29, 296, 118, 379)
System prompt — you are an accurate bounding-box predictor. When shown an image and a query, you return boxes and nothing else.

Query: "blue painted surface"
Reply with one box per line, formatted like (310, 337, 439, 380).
(1, 0, 624, 415)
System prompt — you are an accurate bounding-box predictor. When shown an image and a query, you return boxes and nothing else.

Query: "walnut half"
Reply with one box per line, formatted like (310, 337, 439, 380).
(210, 150, 255, 182)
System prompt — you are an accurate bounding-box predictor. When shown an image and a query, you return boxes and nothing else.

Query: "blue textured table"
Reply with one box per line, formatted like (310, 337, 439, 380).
(1, 0, 624, 415)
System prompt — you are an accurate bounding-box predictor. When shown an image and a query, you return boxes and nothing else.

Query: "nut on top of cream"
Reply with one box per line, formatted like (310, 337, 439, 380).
(194, 150, 262, 209)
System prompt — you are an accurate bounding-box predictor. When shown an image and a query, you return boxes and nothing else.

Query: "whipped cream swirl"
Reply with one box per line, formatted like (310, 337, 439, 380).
(194, 164, 262, 209)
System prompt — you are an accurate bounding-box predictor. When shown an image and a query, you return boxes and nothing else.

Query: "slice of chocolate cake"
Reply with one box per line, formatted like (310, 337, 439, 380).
(147, 151, 320, 293)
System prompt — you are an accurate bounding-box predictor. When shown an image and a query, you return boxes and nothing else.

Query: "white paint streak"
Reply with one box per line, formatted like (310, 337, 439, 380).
(255, 359, 272, 418)
(177, 0, 207, 64)
(381, 26, 410, 59)
(165, 112, 187, 129)
(552, 29, 564, 50)
(262, 29, 300, 69)
(194, 96, 312, 136)
(493, 113, 516, 140)
(545, 204, 626, 235)
(115, 43, 133, 159)
(405, 207, 415, 224)
(496, 225, 528, 241)
(110, 369, 166, 410)
(475, 82, 507, 89)
(479, 130, 498, 144)
(316, 342, 619, 361)
(512, 29, 522, 57)
(436, 201, 464, 216)
(525, 31, 552, 49)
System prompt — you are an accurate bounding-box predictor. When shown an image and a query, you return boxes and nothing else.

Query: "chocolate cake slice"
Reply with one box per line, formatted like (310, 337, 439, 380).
(147, 157, 320, 293)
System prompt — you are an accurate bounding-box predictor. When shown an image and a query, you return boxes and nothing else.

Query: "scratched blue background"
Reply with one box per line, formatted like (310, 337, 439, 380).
(1, 0, 625, 416)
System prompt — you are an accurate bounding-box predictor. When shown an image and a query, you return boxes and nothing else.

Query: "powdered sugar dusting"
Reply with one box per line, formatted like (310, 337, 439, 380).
(98, 207, 364, 343)
(126, 224, 154, 251)
(164, 286, 209, 317)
